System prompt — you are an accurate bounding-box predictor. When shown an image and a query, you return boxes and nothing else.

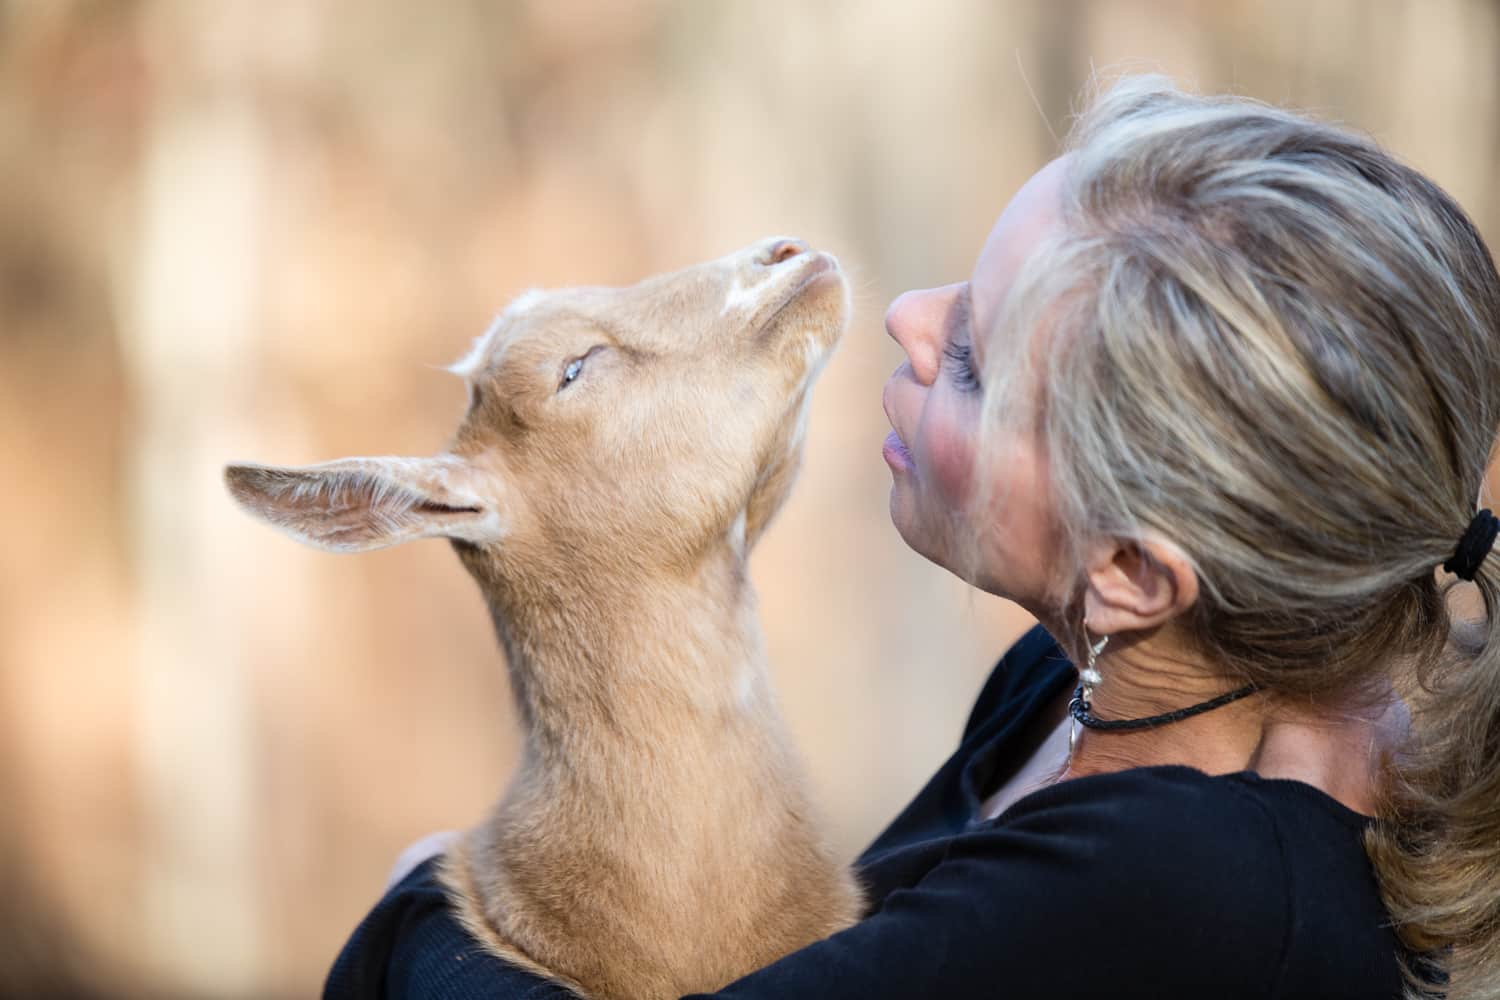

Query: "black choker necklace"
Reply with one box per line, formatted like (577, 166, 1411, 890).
(1069, 681, 1260, 732)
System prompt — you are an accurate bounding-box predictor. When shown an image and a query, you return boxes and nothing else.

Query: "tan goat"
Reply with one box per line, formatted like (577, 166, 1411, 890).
(225, 237, 864, 998)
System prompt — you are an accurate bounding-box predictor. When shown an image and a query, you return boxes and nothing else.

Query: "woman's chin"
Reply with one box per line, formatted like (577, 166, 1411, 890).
(887, 494, 946, 569)
(887, 489, 920, 551)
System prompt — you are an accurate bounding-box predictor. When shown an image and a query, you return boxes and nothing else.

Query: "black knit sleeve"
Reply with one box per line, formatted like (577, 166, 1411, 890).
(682, 767, 1288, 999)
(322, 858, 578, 1000)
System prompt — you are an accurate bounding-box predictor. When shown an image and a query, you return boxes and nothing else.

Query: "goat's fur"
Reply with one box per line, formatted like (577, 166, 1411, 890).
(225, 238, 864, 998)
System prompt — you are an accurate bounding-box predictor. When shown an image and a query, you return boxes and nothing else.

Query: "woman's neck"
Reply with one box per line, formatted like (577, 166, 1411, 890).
(1065, 626, 1261, 768)
(1056, 629, 1404, 817)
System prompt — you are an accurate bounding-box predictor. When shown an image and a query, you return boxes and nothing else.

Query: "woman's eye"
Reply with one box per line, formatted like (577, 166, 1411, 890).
(942, 340, 981, 392)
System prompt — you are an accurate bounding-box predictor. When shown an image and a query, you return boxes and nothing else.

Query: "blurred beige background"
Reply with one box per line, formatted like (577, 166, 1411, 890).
(2, 1, 1497, 996)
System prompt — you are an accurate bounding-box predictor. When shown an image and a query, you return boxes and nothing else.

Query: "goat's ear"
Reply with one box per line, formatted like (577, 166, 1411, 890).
(223, 455, 505, 553)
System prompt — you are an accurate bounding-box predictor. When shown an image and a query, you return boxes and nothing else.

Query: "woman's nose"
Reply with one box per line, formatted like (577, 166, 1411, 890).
(885, 284, 961, 386)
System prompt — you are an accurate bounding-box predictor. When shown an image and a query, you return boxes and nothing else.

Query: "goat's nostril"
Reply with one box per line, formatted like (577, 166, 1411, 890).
(762, 239, 808, 266)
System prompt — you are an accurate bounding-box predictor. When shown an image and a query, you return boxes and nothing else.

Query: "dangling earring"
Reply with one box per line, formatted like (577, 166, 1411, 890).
(1068, 629, 1109, 759)
(1079, 633, 1106, 689)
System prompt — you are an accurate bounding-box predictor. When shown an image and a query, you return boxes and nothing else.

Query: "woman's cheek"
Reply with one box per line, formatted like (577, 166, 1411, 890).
(924, 406, 978, 511)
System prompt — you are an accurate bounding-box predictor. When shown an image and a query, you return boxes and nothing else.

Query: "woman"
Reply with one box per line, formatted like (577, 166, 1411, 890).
(327, 74, 1500, 999)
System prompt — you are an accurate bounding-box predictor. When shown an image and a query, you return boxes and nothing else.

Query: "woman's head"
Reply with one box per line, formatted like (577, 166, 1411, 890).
(886, 73, 1500, 998)
(882, 156, 1079, 615)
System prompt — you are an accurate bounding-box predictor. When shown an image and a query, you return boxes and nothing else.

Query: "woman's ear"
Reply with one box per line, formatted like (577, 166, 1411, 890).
(224, 454, 508, 553)
(1081, 530, 1200, 635)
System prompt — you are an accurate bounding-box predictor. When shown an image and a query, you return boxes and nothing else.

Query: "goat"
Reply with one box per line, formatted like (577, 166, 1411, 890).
(225, 237, 864, 999)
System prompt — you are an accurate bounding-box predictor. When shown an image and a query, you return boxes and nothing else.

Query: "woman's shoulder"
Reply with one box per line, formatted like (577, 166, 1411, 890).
(952, 764, 1400, 997)
(969, 764, 1294, 885)
(820, 765, 1384, 999)
(983, 762, 1371, 887)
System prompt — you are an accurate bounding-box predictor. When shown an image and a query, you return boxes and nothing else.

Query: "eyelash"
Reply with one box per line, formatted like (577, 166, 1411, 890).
(942, 340, 981, 392)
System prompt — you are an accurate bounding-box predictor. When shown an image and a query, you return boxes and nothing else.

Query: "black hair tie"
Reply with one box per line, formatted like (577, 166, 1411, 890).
(1443, 508, 1498, 582)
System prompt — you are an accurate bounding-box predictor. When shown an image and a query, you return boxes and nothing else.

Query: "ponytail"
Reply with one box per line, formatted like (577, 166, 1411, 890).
(1368, 526, 1500, 1000)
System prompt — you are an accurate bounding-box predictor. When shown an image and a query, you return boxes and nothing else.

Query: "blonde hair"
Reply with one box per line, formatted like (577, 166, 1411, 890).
(969, 74, 1500, 999)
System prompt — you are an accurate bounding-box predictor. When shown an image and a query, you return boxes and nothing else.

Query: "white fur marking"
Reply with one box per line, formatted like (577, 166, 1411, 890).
(789, 393, 812, 450)
(446, 315, 505, 380)
(728, 508, 747, 558)
(734, 665, 757, 711)
(506, 288, 546, 315)
(720, 274, 760, 317)
(447, 289, 545, 379)
(802, 333, 823, 374)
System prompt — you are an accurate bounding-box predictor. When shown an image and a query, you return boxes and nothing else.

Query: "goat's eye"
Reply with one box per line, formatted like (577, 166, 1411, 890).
(557, 346, 605, 393)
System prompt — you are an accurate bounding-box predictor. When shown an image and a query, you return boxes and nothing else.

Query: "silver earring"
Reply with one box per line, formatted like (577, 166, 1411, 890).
(1068, 630, 1110, 760)
(1080, 632, 1107, 689)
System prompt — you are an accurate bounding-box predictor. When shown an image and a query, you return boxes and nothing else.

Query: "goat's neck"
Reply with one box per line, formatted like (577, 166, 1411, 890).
(462, 538, 774, 758)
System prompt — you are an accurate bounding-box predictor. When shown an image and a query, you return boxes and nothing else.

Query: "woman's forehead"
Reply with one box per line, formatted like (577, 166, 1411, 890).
(970, 154, 1071, 336)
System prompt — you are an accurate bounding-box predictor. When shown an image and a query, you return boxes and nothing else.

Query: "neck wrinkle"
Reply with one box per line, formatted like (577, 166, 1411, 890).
(1069, 642, 1267, 779)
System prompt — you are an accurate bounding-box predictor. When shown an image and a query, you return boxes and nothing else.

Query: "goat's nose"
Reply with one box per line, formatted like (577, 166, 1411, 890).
(757, 238, 809, 266)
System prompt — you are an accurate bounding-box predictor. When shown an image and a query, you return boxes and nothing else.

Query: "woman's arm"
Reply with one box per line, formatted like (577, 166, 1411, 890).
(331, 768, 1288, 999)
(687, 772, 1287, 998)
(325, 855, 575, 1000)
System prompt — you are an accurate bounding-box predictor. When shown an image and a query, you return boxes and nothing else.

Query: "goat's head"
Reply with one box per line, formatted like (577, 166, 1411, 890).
(226, 237, 849, 580)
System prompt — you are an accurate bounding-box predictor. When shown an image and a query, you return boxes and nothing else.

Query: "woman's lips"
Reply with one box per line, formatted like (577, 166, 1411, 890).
(883, 429, 913, 470)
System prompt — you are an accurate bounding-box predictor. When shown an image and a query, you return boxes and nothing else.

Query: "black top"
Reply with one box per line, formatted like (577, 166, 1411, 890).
(325, 623, 1404, 999)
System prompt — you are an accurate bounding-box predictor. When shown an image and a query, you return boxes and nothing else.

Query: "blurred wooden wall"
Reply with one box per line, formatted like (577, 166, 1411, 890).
(2, 1, 1497, 996)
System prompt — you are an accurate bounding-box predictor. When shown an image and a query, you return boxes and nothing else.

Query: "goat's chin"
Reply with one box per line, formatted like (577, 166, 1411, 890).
(756, 271, 847, 346)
